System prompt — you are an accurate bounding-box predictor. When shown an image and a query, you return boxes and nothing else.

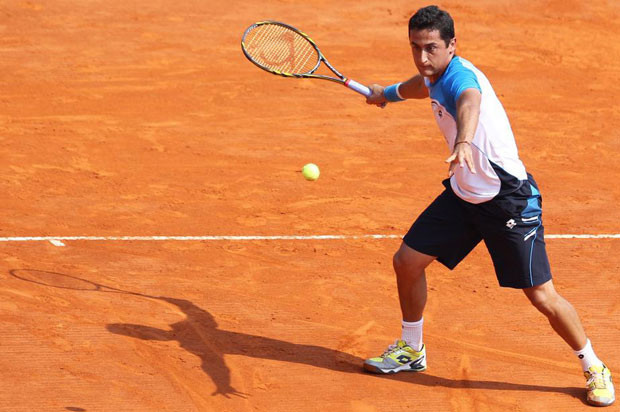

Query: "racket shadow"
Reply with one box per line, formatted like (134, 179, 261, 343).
(6, 269, 361, 397)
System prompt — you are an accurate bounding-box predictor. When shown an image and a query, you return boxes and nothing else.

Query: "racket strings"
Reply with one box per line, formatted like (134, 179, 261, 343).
(244, 24, 319, 74)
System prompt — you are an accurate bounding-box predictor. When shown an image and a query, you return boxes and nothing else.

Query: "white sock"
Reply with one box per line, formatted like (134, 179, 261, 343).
(574, 339, 603, 372)
(401, 318, 423, 351)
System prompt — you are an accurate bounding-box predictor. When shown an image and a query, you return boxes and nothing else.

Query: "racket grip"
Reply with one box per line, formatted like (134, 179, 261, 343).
(344, 78, 372, 97)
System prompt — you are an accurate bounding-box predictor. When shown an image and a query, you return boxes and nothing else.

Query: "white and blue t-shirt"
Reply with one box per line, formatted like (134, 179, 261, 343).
(425, 56, 527, 204)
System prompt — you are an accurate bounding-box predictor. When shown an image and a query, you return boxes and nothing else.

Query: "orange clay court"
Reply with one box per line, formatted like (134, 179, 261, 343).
(0, 1, 619, 411)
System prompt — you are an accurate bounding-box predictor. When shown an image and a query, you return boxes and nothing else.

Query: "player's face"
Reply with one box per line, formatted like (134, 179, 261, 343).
(409, 29, 456, 82)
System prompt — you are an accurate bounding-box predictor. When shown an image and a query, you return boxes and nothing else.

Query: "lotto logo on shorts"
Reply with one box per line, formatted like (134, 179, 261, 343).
(506, 219, 516, 229)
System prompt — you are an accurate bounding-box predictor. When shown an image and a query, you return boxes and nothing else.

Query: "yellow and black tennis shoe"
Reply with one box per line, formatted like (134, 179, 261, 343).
(363, 340, 426, 374)
(585, 364, 615, 407)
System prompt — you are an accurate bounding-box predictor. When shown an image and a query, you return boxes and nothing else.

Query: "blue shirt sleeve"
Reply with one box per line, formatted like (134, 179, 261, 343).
(445, 66, 481, 103)
(428, 58, 483, 119)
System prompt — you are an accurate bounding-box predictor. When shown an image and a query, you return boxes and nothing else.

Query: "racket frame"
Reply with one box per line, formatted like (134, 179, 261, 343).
(241, 20, 372, 97)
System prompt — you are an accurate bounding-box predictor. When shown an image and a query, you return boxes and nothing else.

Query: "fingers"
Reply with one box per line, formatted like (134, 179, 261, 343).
(461, 146, 477, 174)
(445, 146, 477, 176)
(368, 83, 384, 95)
(445, 153, 457, 177)
(448, 161, 456, 177)
(465, 154, 477, 174)
(366, 83, 387, 107)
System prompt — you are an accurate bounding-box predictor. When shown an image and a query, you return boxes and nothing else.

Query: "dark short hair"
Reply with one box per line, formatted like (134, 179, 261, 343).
(408, 5, 455, 46)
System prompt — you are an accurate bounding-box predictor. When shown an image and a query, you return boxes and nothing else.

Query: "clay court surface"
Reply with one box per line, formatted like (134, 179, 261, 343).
(1, 0, 619, 411)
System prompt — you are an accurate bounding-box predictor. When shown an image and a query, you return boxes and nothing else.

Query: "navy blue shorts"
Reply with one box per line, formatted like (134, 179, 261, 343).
(403, 175, 552, 289)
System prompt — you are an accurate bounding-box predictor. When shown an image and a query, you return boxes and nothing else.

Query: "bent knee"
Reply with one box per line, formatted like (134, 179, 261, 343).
(525, 288, 560, 316)
(393, 244, 434, 273)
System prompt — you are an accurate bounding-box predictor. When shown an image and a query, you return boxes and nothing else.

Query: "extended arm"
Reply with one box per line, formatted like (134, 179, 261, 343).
(365, 74, 429, 107)
(445, 88, 481, 175)
(396, 74, 429, 99)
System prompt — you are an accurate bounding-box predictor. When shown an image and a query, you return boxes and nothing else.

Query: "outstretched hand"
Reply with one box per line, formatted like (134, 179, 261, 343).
(445, 142, 476, 177)
(211, 386, 248, 399)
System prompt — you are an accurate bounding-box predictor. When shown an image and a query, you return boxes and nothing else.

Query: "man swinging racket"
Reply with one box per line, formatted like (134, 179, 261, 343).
(363, 5, 614, 407)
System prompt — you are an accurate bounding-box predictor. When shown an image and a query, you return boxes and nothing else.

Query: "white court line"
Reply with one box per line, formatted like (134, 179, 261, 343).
(0, 235, 400, 243)
(547, 234, 620, 239)
(0, 233, 619, 245)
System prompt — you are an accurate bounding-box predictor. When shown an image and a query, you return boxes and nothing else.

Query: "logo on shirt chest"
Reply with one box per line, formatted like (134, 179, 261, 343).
(430, 102, 444, 118)
(430, 100, 457, 142)
(431, 101, 450, 121)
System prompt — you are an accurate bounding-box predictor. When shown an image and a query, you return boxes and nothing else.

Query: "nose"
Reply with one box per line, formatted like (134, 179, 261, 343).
(420, 50, 429, 64)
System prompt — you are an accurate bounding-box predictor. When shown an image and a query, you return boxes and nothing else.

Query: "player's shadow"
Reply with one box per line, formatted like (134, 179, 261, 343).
(106, 296, 360, 398)
(7, 268, 584, 402)
(107, 296, 586, 403)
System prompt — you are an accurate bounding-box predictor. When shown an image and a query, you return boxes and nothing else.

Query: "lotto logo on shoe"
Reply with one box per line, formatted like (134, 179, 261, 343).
(506, 219, 516, 229)
(396, 355, 412, 363)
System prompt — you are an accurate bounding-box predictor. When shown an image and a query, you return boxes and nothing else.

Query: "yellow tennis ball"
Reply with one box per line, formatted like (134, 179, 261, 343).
(302, 163, 320, 181)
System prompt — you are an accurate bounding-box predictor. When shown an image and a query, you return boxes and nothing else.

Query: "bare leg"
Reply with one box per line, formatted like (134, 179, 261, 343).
(392, 243, 436, 322)
(523, 279, 587, 351)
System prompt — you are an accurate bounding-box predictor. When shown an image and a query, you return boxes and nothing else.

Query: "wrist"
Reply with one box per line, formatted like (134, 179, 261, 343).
(384, 83, 405, 102)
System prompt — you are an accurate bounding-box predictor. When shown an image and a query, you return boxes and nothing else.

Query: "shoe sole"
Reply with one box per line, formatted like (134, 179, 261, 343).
(363, 362, 427, 374)
(587, 397, 615, 407)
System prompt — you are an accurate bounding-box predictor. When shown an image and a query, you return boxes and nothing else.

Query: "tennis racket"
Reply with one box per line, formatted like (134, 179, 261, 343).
(241, 20, 374, 98)
(9, 269, 158, 299)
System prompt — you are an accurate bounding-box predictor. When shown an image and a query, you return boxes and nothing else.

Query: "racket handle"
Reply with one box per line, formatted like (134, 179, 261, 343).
(345, 78, 386, 108)
(344, 78, 372, 97)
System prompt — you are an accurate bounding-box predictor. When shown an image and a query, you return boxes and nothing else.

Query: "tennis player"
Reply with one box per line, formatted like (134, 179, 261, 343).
(363, 5, 614, 407)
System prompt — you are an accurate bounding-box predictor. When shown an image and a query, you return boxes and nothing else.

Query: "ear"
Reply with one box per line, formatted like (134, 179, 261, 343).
(449, 37, 457, 54)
